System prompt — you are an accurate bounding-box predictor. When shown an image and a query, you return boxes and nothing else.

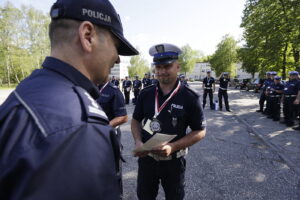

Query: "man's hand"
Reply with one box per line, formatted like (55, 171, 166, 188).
(294, 99, 300, 105)
(151, 143, 175, 157)
(133, 140, 149, 157)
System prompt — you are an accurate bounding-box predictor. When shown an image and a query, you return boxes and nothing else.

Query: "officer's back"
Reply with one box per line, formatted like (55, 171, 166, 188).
(0, 0, 139, 199)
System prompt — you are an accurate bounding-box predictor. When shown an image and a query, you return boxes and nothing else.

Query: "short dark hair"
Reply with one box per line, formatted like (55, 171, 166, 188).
(49, 19, 108, 49)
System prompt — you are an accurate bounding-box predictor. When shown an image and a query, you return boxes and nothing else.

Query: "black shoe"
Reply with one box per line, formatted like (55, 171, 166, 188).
(219, 108, 222, 111)
(286, 123, 294, 127)
(273, 118, 279, 121)
(256, 110, 263, 112)
(226, 109, 232, 112)
(280, 121, 287, 124)
(292, 126, 300, 130)
(267, 116, 272, 119)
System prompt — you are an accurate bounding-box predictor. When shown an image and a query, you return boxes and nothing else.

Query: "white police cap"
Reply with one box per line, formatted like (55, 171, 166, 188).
(149, 43, 182, 65)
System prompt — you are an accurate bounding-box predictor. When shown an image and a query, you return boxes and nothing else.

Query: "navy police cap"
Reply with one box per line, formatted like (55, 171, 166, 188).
(289, 71, 299, 76)
(271, 71, 277, 75)
(266, 72, 271, 75)
(274, 76, 281, 80)
(50, 0, 138, 56)
(149, 43, 182, 65)
(223, 72, 229, 75)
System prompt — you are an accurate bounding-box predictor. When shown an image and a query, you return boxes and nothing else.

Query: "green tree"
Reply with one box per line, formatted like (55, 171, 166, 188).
(178, 44, 200, 75)
(127, 55, 150, 78)
(210, 35, 238, 76)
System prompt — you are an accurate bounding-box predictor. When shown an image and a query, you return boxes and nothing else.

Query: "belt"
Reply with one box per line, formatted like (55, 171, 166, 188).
(284, 95, 296, 97)
(148, 148, 188, 161)
(270, 95, 281, 97)
(219, 87, 227, 90)
(205, 87, 212, 89)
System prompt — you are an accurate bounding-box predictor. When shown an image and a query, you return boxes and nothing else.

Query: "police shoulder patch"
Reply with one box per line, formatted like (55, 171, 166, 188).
(73, 86, 109, 124)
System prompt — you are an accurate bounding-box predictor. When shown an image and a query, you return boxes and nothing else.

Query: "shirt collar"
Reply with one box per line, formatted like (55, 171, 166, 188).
(42, 56, 100, 99)
(157, 79, 180, 97)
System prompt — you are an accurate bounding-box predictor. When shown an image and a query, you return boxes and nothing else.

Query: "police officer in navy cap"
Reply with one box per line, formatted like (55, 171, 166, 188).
(142, 73, 151, 88)
(218, 72, 231, 112)
(133, 75, 142, 105)
(268, 76, 284, 121)
(151, 74, 158, 85)
(122, 76, 132, 104)
(291, 71, 300, 130)
(282, 71, 299, 126)
(0, 0, 139, 199)
(111, 75, 120, 87)
(179, 74, 189, 86)
(257, 72, 272, 112)
(202, 70, 215, 110)
(131, 43, 206, 200)
(264, 71, 277, 115)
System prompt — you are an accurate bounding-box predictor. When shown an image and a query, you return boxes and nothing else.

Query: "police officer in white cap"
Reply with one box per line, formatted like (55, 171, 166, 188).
(131, 43, 206, 200)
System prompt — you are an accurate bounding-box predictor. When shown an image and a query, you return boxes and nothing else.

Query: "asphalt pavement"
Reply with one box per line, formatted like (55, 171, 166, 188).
(0, 83, 299, 200)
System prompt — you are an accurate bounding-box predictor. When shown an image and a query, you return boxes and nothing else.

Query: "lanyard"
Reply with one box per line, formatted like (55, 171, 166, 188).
(99, 82, 109, 94)
(154, 81, 181, 118)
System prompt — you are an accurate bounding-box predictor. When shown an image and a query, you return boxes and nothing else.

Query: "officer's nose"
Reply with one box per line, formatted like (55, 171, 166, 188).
(115, 56, 120, 64)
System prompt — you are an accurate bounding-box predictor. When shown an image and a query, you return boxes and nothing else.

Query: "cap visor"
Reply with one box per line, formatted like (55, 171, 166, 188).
(153, 59, 177, 66)
(111, 30, 139, 56)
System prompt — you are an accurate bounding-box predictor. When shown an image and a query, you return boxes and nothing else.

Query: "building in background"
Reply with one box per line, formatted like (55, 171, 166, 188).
(235, 63, 259, 79)
(109, 57, 130, 79)
(187, 62, 216, 80)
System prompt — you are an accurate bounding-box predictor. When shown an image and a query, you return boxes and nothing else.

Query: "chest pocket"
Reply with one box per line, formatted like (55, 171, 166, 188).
(170, 107, 185, 128)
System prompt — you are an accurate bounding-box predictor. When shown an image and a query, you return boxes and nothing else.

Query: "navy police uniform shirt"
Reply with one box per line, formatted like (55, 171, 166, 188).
(262, 78, 273, 92)
(203, 77, 215, 89)
(284, 79, 299, 95)
(0, 57, 121, 200)
(269, 82, 284, 95)
(133, 80, 206, 144)
(133, 80, 142, 89)
(123, 80, 132, 89)
(142, 78, 151, 88)
(151, 78, 158, 85)
(97, 82, 127, 121)
(219, 77, 230, 90)
(111, 79, 119, 87)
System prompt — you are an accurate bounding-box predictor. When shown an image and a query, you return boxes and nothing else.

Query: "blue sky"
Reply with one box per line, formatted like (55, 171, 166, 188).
(1, 0, 246, 62)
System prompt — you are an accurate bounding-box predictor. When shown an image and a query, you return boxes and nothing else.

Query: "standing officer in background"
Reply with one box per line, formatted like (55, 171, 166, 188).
(256, 72, 272, 112)
(291, 72, 300, 130)
(179, 74, 189, 86)
(111, 75, 120, 88)
(133, 75, 142, 105)
(264, 71, 276, 115)
(97, 79, 128, 199)
(0, 0, 139, 199)
(131, 43, 206, 200)
(268, 76, 284, 121)
(122, 76, 132, 104)
(202, 70, 215, 109)
(218, 72, 231, 112)
(282, 71, 299, 126)
(142, 73, 151, 88)
(151, 74, 158, 85)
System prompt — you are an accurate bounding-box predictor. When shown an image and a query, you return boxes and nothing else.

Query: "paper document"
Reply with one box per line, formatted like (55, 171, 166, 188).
(134, 133, 176, 153)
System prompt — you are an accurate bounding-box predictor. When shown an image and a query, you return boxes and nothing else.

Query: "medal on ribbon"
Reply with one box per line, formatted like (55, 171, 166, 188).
(150, 119, 162, 132)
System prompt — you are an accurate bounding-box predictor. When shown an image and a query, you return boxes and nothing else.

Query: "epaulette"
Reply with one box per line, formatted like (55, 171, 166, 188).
(108, 83, 119, 90)
(184, 85, 199, 97)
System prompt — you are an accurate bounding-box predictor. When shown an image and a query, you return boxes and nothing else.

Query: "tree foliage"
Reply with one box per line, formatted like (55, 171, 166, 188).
(210, 35, 238, 76)
(178, 44, 200, 75)
(0, 2, 50, 86)
(127, 55, 150, 78)
(240, 0, 300, 79)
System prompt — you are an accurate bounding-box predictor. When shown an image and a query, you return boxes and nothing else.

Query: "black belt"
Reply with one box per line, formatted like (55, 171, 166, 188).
(204, 87, 212, 89)
(270, 95, 281, 98)
(284, 95, 296, 97)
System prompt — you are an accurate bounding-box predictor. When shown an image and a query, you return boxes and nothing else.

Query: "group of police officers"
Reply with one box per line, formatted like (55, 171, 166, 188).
(0, 0, 298, 199)
(256, 71, 300, 130)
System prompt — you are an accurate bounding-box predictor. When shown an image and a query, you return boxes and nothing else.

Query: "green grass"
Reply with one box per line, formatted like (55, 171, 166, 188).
(0, 84, 17, 90)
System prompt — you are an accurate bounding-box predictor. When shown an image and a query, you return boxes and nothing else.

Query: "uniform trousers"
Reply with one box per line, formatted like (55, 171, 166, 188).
(137, 156, 186, 200)
(269, 96, 281, 120)
(258, 91, 267, 111)
(124, 89, 130, 104)
(203, 89, 214, 109)
(218, 89, 230, 110)
(133, 88, 140, 104)
(283, 97, 297, 125)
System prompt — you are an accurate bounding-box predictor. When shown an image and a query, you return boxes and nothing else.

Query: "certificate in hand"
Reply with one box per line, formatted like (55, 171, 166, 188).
(134, 133, 176, 153)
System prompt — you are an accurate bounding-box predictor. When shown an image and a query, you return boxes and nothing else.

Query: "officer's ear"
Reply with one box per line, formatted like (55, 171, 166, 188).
(78, 21, 97, 53)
